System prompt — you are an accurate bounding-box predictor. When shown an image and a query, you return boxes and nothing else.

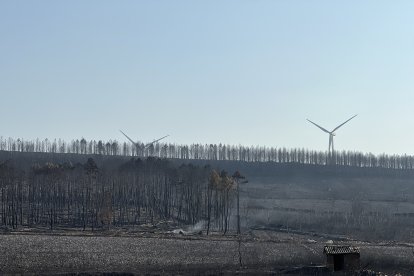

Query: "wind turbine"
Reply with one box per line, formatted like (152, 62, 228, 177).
(119, 130, 169, 156)
(306, 114, 357, 157)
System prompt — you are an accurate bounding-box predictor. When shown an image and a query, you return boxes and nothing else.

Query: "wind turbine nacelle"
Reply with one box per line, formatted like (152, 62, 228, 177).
(331, 132, 336, 136)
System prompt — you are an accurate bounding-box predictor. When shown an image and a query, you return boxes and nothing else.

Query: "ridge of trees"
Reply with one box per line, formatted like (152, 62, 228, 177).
(1, 136, 413, 170)
(0, 156, 238, 232)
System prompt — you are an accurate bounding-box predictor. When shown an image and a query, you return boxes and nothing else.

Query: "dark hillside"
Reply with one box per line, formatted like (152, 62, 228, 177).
(1, 150, 414, 241)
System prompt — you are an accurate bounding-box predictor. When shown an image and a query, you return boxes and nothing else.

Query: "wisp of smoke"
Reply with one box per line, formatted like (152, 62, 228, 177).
(187, 220, 206, 233)
(172, 220, 206, 235)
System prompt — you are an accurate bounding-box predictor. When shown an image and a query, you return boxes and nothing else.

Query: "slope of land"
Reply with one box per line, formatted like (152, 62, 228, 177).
(1, 150, 414, 241)
(1, 151, 414, 274)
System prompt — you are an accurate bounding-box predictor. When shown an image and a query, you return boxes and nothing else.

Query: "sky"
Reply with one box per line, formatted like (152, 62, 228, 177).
(1, 1, 414, 155)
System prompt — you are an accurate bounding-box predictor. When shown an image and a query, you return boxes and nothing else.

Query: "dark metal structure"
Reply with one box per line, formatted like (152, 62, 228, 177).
(324, 245, 360, 272)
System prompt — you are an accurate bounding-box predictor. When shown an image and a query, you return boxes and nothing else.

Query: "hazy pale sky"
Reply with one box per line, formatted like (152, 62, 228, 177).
(1, 1, 414, 155)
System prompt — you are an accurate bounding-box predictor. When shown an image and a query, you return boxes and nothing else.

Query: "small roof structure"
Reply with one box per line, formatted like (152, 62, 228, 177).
(324, 245, 360, 255)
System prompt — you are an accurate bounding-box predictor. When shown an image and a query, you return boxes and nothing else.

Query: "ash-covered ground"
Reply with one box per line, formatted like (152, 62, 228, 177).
(1, 229, 413, 275)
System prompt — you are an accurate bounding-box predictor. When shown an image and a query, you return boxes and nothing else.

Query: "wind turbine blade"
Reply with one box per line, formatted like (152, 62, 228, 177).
(306, 119, 330, 134)
(145, 135, 169, 148)
(332, 114, 358, 132)
(119, 130, 138, 146)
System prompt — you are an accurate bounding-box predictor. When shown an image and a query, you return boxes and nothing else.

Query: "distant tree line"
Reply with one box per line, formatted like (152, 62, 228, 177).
(1, 136, 414, 170)
(0, 157, 238, 232)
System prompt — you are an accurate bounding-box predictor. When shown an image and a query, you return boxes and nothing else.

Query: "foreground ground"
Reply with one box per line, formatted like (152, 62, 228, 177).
(0, 229, 413, 275)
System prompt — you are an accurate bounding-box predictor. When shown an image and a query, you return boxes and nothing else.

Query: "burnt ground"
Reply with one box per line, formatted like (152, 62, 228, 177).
(0, 229, 413, 275)
(1, 152, 414, 274)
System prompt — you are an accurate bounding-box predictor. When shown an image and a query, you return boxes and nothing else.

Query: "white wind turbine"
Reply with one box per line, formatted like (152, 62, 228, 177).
(119, 130, 169, 156)
(307, 115, 357, 157)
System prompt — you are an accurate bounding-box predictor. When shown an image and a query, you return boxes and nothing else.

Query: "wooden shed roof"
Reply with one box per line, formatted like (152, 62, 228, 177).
(324, 245, 360, 255)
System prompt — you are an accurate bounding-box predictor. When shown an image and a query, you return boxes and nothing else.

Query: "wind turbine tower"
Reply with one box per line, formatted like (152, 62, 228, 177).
(119, 130, 169, 157)
(307, 115, 357, 159)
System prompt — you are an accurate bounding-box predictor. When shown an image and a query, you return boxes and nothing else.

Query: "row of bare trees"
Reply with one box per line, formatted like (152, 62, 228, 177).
(2, 136, 414, 170)
(0, 157, 238, 233)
